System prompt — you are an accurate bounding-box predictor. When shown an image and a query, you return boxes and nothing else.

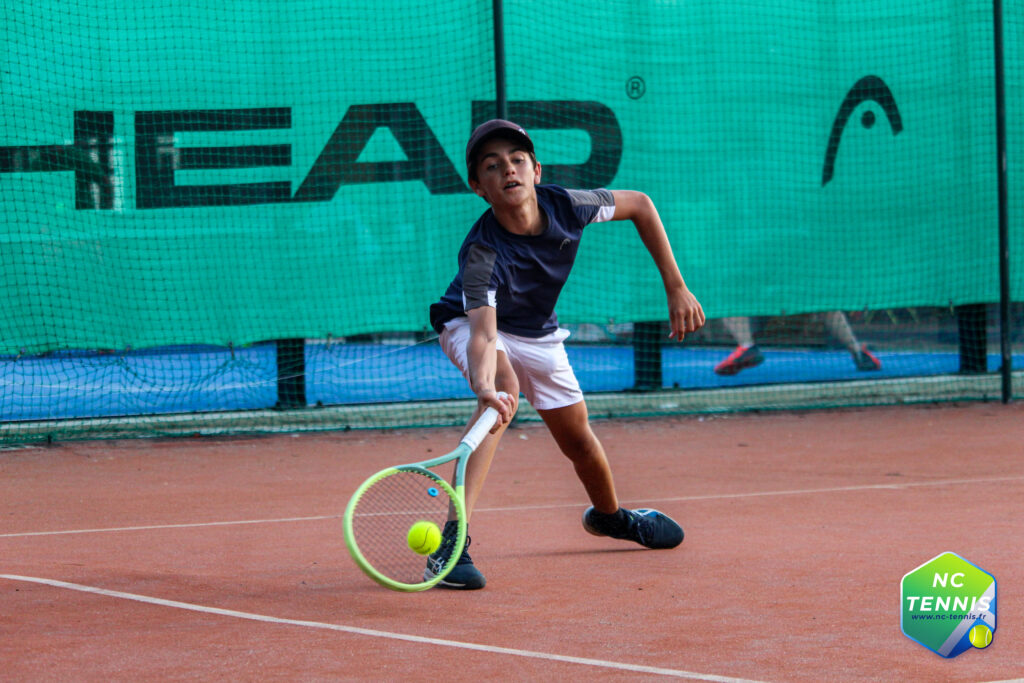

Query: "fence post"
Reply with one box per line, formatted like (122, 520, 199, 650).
(633, 321, 663, 390)
(993, 0, 1012, 402)
(275, 338, 307, 408)
(955, 305, 988, 374)
(492, 0, 506, 120)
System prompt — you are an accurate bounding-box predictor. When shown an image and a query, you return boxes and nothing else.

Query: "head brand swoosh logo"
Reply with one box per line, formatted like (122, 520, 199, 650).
(822, 75, 903, 186)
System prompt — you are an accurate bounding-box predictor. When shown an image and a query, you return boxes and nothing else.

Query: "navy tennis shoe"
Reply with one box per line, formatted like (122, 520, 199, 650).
(582, 506, 684, 549)
(424, 520, 486, 590)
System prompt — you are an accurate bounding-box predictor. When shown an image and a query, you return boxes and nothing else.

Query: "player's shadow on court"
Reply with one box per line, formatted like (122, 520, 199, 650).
(511, 546, 652, 559)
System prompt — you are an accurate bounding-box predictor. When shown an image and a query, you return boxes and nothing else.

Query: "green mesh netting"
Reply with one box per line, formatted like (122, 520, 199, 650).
(2, 1, 1020, 442)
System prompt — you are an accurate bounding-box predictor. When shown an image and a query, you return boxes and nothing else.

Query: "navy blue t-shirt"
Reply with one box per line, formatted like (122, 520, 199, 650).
(430, 185, 615, 338)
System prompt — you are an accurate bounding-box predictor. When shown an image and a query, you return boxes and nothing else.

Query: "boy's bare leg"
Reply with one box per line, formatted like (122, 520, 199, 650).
(721, 315, 755, 347)
(536, 400, 619, 514)
(821, 310, 859, 352)
(460, 350, 518, 520)
(460, 426, 507, 520)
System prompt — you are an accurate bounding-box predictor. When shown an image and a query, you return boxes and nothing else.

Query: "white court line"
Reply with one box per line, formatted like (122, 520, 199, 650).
(0, 574, 763, 683)
(0, 515, 340, 538)
(2, 475, 1022, 539)
(480, 474, 1024, 513)
(654, 474, 1024, 503)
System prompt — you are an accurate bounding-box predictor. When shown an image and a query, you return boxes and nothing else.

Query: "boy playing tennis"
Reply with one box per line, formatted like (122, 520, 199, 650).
(427, 119, 705, 589)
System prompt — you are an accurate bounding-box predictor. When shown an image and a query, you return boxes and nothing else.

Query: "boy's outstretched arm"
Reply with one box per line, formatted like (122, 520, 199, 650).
(610, 190, 705, 340)
(465, 304, 514, 428)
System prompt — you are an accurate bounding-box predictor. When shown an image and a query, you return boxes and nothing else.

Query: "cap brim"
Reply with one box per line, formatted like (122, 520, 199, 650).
(466, 120, 534, 175)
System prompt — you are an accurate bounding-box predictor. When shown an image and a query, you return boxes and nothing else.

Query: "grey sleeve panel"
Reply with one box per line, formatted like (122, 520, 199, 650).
(566, 188, 616, 224)
(566, 188, 614, 208)
(463, 243, 497, 311)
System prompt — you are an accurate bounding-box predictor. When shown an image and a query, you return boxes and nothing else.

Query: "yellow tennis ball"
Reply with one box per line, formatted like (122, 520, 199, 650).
(407, 520, 441, 555)
(968, 624, 993, 649)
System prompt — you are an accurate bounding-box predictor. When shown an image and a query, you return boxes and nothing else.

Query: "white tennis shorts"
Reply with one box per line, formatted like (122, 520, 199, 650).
(440, 317, 584, 410)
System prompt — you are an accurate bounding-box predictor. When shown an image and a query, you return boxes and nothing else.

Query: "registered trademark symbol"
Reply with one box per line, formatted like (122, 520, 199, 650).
(626, 76, 646, 100)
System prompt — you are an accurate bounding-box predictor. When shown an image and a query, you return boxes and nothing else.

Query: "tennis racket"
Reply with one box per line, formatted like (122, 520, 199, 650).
(343, 394, 506, 591)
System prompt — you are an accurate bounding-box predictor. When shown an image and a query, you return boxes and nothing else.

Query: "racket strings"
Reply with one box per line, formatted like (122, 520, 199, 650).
(349, 469, 452, 585)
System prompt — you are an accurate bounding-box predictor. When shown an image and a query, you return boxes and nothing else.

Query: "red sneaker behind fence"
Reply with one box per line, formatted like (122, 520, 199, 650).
(714, 344, 764, 376)
(852, 344, 881, 371)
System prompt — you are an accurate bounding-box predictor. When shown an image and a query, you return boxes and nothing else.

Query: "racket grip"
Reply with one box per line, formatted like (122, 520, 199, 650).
(460, 391, 509, 452)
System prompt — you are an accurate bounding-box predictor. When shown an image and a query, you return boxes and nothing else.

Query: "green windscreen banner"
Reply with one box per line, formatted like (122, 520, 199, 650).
(2, 1, 1021, 355)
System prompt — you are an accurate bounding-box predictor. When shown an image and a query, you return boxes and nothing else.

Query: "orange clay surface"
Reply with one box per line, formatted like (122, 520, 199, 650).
(2, 401, 1023, 681)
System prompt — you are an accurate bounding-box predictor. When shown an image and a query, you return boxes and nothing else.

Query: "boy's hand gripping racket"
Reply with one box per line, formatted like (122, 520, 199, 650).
(343, 394, 506, 591)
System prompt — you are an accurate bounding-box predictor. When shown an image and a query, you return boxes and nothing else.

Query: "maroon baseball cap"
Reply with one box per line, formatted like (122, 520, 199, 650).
(465, 119, 534, 179)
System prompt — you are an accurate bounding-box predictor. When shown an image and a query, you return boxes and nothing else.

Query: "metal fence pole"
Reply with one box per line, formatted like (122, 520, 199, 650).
(993, 0, 1012, 402)
(493, 0, 506, 120)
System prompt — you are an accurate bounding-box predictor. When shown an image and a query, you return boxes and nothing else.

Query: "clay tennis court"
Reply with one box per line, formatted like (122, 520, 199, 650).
(2, 401, 1022, 681)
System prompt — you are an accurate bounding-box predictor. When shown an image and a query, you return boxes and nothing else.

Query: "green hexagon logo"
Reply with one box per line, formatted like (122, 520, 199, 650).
(901, 552, 996, 657)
